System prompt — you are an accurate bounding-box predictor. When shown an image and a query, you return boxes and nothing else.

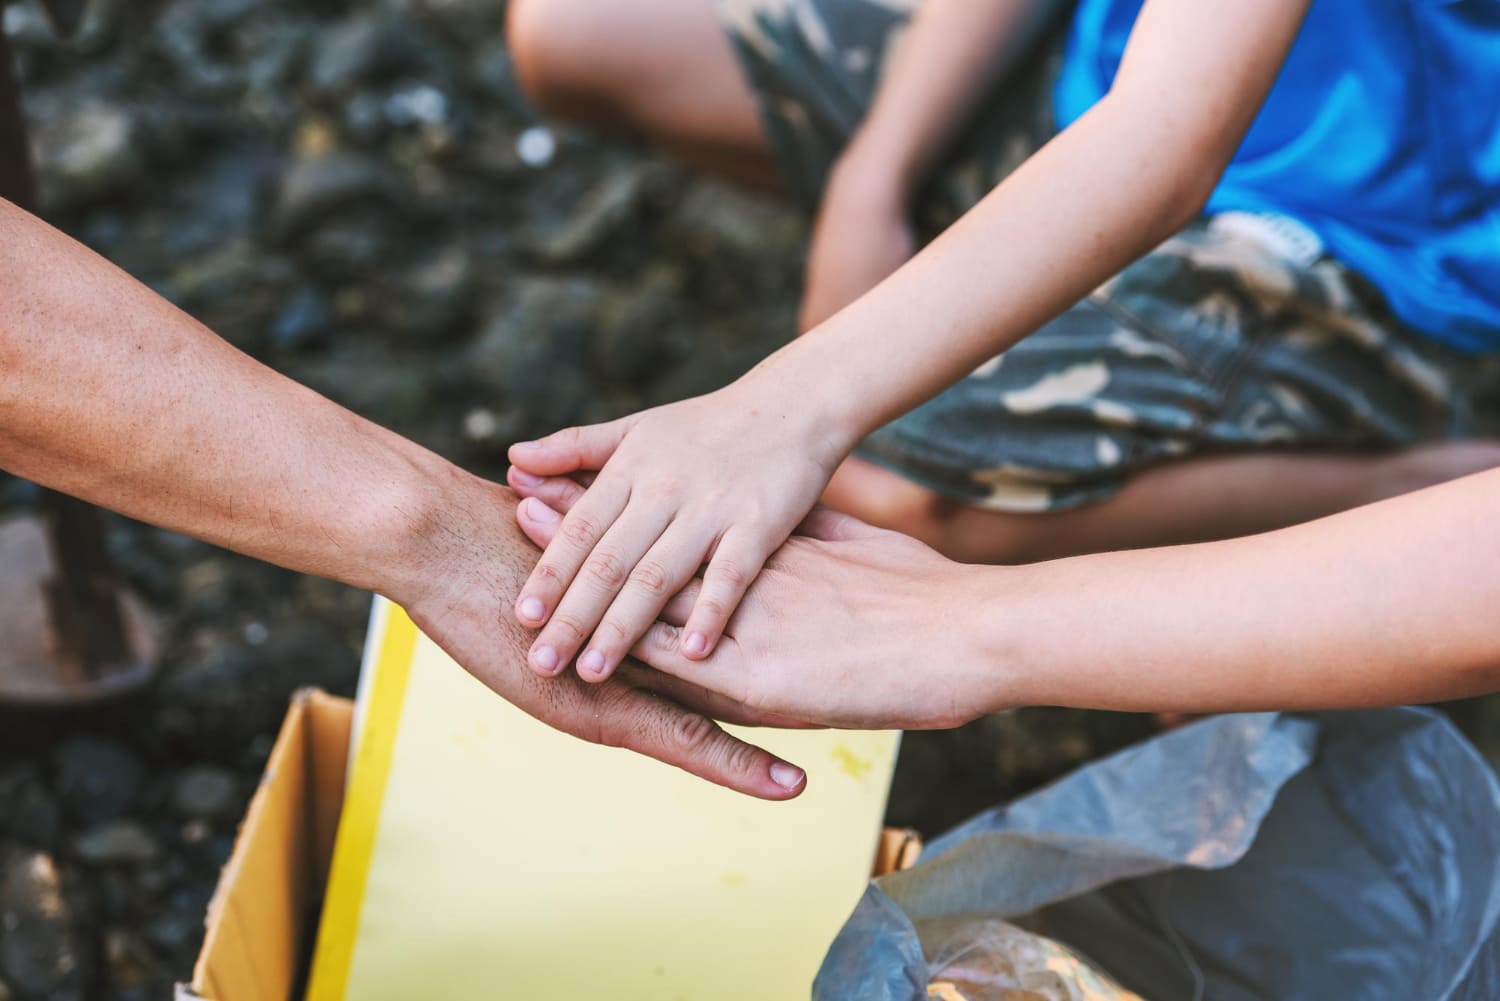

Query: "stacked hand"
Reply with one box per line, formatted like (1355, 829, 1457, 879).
(506, 380, 854, 685)
(510, 483, 1002, 732)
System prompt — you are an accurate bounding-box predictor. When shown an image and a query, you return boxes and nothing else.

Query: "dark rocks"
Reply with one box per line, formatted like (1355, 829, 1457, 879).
(32, 102, 142, 209)
(528, 163, 654, 265)
(307, 12, 440, 96)
(0, 850, 87, 1001)
(54, 738, 144, 828)
(0, 768, 60, 851)
(271, 286, 334, 351)
(169, 767, 237, 821)
(593, 264, 684, 384)
(465, 276, 598, 432)
(381, 245, 475, 337)
(72, 822, 158, 866)
(271, 152, 402, 243)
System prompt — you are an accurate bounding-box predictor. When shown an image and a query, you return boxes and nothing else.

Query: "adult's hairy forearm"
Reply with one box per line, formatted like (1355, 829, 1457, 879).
(986, 468, 1500, 713)
(0, 198, 470, 602)
(848, 0, 1066, 192)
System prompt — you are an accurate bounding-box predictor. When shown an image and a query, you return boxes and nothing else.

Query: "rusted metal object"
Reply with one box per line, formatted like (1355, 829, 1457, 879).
(0, 18, 158, 704)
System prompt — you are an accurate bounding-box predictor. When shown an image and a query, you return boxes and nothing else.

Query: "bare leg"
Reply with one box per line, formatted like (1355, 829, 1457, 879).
(507, 0, 781, 193)
(824, 441, 1500, 564)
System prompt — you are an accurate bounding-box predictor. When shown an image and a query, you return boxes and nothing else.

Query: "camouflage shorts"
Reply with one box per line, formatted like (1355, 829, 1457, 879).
(718, 0, 1500, 511)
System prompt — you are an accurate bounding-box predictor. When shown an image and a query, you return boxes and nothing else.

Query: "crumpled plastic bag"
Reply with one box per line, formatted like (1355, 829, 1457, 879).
(816, 708, 1500, 1001)
(923, 916, 1148, 1000)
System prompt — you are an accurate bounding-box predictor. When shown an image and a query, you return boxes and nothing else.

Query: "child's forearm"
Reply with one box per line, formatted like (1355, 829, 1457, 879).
(842, 0, 1066, 197)
(741, 0, 1311, 449)
(980, 468, 1500, 713)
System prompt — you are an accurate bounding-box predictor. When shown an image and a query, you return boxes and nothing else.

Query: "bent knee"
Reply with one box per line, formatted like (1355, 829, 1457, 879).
(506, 0, 617, 119)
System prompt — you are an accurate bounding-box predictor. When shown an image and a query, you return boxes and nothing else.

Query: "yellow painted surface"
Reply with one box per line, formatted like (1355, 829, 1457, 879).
(310, 597, 900, 1001)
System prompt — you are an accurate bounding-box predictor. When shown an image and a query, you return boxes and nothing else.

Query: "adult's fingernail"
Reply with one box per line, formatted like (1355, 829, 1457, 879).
(518, 596, 546, 622)
(517, 440, 543, 449)
(769, 762, 804, 791)
(578, 649, 605, 676)
(510, 468, 542, 488)
(532, 645, 559, 673)
(684, 632, 708, 656)
(523, 496, 559, 524)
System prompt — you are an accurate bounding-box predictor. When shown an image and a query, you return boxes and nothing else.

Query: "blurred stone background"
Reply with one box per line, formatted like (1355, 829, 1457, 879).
(0, 1, 1496, 998)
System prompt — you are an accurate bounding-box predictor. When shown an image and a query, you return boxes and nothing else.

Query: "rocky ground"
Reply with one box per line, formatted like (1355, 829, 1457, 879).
(1, 2, 1498, 998)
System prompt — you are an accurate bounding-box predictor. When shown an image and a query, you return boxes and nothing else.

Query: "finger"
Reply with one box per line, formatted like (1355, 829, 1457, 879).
(520, 501, 703, 626)
(632, 622, 751, 703)
(514, 481, 629, 638)
(581, 524, 712, 682)
(508, 419, 632, 476)
(515, 496, 562, 551)
(680, 531, 765, 660)
(532, 505, 672, 681)
(617, 664, 818, 730)
(595, 682, 806, 800)
(660, 579, 700, 627)
(796, 504, 884, 542)
(507, 468, 588, 513)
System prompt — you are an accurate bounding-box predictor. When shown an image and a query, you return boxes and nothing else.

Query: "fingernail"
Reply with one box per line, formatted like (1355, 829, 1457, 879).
(518, 596, 546, 622)
(532, 645, 559, 673)
(517, 440, 543, 449)
(523, 497, 559, 524)
(770, 762, 804, 791)
(684, 632, 708, 656)
(578, 649, 606, 677)
(510, 468, 542, 488)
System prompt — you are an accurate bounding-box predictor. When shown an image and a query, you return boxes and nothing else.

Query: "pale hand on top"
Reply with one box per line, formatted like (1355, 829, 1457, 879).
(505, 379, 854, 685)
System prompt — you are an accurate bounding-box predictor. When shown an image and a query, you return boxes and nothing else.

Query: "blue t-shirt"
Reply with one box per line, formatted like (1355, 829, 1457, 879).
(1055, 0, 1500, 352)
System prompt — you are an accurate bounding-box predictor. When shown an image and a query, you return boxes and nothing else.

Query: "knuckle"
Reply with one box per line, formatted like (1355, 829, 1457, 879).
(584, 549, 628, 589)
(695, 597, 730, 622)
(669, 712, 718, 754)
(593, 617, 631, 648)
(628, 560, 672, 596)
(651, 624, 681, 654)
(546, 612, 589, 645)
(531, 562, 565, 587)
(718, 737, 761, 779)
(710, 559, 749, 591)
(561, 514, 600, 548)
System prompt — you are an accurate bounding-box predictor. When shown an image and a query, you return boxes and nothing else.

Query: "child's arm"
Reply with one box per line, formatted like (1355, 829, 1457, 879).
(509, 0, 1314, 685)
(519, 468, 1500, 727)
(800, 0, 1067, 328)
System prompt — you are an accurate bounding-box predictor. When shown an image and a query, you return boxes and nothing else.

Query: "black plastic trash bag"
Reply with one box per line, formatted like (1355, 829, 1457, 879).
(817, 708, 1500, 1001)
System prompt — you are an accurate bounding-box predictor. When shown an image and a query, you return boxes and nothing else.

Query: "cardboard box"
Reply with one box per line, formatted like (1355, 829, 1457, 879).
(180, 688, 922, 1001)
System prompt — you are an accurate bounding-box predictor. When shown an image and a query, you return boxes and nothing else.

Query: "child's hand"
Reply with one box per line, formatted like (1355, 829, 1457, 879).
(506, 382, 854, 682)
(516, 498, 997, 731)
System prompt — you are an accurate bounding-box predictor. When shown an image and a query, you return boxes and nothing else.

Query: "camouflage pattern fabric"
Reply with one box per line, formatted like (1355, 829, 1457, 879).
(718, 0, 1500, 511)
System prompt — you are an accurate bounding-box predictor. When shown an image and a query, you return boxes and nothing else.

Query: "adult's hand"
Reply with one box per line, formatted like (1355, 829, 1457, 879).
(390, 478, 810, 799)
(515, 486, 1006, 731)
(0, 200, 806, 801)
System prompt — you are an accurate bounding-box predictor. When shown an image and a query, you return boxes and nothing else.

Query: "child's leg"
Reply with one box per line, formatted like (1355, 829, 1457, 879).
(506, 0, 781, 192)
(826, 443, 1500, 564)
(826, 218, 1500, 562)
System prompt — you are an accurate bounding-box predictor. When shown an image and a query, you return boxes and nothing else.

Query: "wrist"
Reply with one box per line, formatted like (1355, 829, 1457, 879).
(730, 352, 867, 467)
(957, 562, 1048, 715)
(342, 444, 507, 610)
(827, 141, 914, 212)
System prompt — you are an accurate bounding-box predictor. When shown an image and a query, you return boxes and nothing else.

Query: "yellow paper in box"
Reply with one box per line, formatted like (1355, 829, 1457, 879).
(308, 597, 901, 1000)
